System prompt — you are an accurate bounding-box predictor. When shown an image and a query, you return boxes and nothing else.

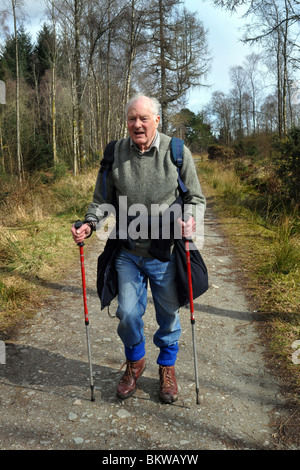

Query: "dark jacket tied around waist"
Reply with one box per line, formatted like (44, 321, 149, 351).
(97, 197, 208, 310)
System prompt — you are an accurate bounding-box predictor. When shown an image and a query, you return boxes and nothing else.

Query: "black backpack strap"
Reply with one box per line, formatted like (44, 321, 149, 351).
(170, 137, 188, 194)
(99, 140, 117, 199)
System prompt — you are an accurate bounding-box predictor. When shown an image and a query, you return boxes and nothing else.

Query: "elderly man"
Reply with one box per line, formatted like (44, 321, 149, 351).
(71, 94, 205, 403)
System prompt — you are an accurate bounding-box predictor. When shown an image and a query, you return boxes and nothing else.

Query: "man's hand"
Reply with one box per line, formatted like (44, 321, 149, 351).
(71, 223, 91, 244)
(177, 216, 196, 239)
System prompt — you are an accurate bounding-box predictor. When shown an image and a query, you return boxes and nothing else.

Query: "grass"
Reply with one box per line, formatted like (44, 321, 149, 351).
(0, 167, 98, 339)
(195, 156, 300, 400)
(271, 213, 299, 275)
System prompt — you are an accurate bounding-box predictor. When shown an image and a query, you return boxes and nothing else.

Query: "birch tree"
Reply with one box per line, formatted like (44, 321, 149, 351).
(46, 0, 58, 166)
(230, 65, 248, 138)
(243, 53, 262, 134)
(11, 0, 24, 181)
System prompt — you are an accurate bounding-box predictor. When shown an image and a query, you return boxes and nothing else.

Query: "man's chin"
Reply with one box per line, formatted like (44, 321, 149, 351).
(133, 137, 146, 146)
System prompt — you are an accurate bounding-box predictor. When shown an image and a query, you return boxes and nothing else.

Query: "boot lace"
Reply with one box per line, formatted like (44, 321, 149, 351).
(160, 366, 174, 389)
(119, 361, 135, 383)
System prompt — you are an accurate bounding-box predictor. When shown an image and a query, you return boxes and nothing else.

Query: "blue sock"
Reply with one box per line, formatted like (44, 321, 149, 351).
(157, 343, 179, 366)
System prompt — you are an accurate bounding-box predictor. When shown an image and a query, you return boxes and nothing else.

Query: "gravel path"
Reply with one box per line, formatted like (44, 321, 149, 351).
(0, 202, 295, 451)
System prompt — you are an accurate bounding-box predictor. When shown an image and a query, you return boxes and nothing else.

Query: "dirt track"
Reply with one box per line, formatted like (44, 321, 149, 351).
(0, 201, 297, 452)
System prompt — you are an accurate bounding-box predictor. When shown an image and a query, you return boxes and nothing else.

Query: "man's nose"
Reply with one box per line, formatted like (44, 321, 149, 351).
(134, 119, 142, 127)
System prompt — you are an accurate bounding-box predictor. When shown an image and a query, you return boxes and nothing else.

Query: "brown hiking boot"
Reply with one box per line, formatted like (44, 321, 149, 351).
(158, 365, 178, 404)
(116, 358, 145, 400)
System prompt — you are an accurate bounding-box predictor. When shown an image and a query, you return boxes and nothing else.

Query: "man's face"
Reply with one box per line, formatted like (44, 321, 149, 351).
(127, 97, 160, 152)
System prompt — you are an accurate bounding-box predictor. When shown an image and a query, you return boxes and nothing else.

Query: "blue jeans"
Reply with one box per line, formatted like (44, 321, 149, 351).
(115, 250, 181, 366)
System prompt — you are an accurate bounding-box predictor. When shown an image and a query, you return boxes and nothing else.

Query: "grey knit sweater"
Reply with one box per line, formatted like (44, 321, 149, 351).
(85, 132, 206, 257)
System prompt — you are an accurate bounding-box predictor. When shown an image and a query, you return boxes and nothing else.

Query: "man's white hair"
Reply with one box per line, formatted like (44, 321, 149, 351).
(125, 93, 161, 118)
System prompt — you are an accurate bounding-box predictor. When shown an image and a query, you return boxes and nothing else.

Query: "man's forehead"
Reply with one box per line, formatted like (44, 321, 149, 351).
(127, 109, 152, 117)
(127, 98, 153, 116)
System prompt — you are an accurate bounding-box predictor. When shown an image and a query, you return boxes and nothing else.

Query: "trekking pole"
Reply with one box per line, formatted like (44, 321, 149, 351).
(185, 238, 200, 405)
(74, 220, 95, 402)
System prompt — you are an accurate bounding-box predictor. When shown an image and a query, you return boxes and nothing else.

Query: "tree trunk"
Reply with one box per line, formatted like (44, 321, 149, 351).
(12, 0, 23, 181)
(121, 0, 138, 138)
(92, 67, 102, 156)
(74, 0, 86, 170)
(106, 1, 112, 144)
(70, 54, 79, 175)
(282, 0, 289, 136)
(0, 122, 5, 173)
(159, 0, 167, 133)
(73, 115, 78, 175)
(51, 1, 58, 165)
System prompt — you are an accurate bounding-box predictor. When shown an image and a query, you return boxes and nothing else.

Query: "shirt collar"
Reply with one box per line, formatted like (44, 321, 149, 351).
(130, 132, 160, 154)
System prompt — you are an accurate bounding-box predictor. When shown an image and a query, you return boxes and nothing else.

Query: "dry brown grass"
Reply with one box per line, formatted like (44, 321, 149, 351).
(197, 158, 300, 399)
(0, 168, 98, 339)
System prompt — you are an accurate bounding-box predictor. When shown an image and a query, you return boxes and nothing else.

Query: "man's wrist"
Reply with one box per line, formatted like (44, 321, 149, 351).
(83, 220, 96, 232)
(83, 220, 96, 238)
